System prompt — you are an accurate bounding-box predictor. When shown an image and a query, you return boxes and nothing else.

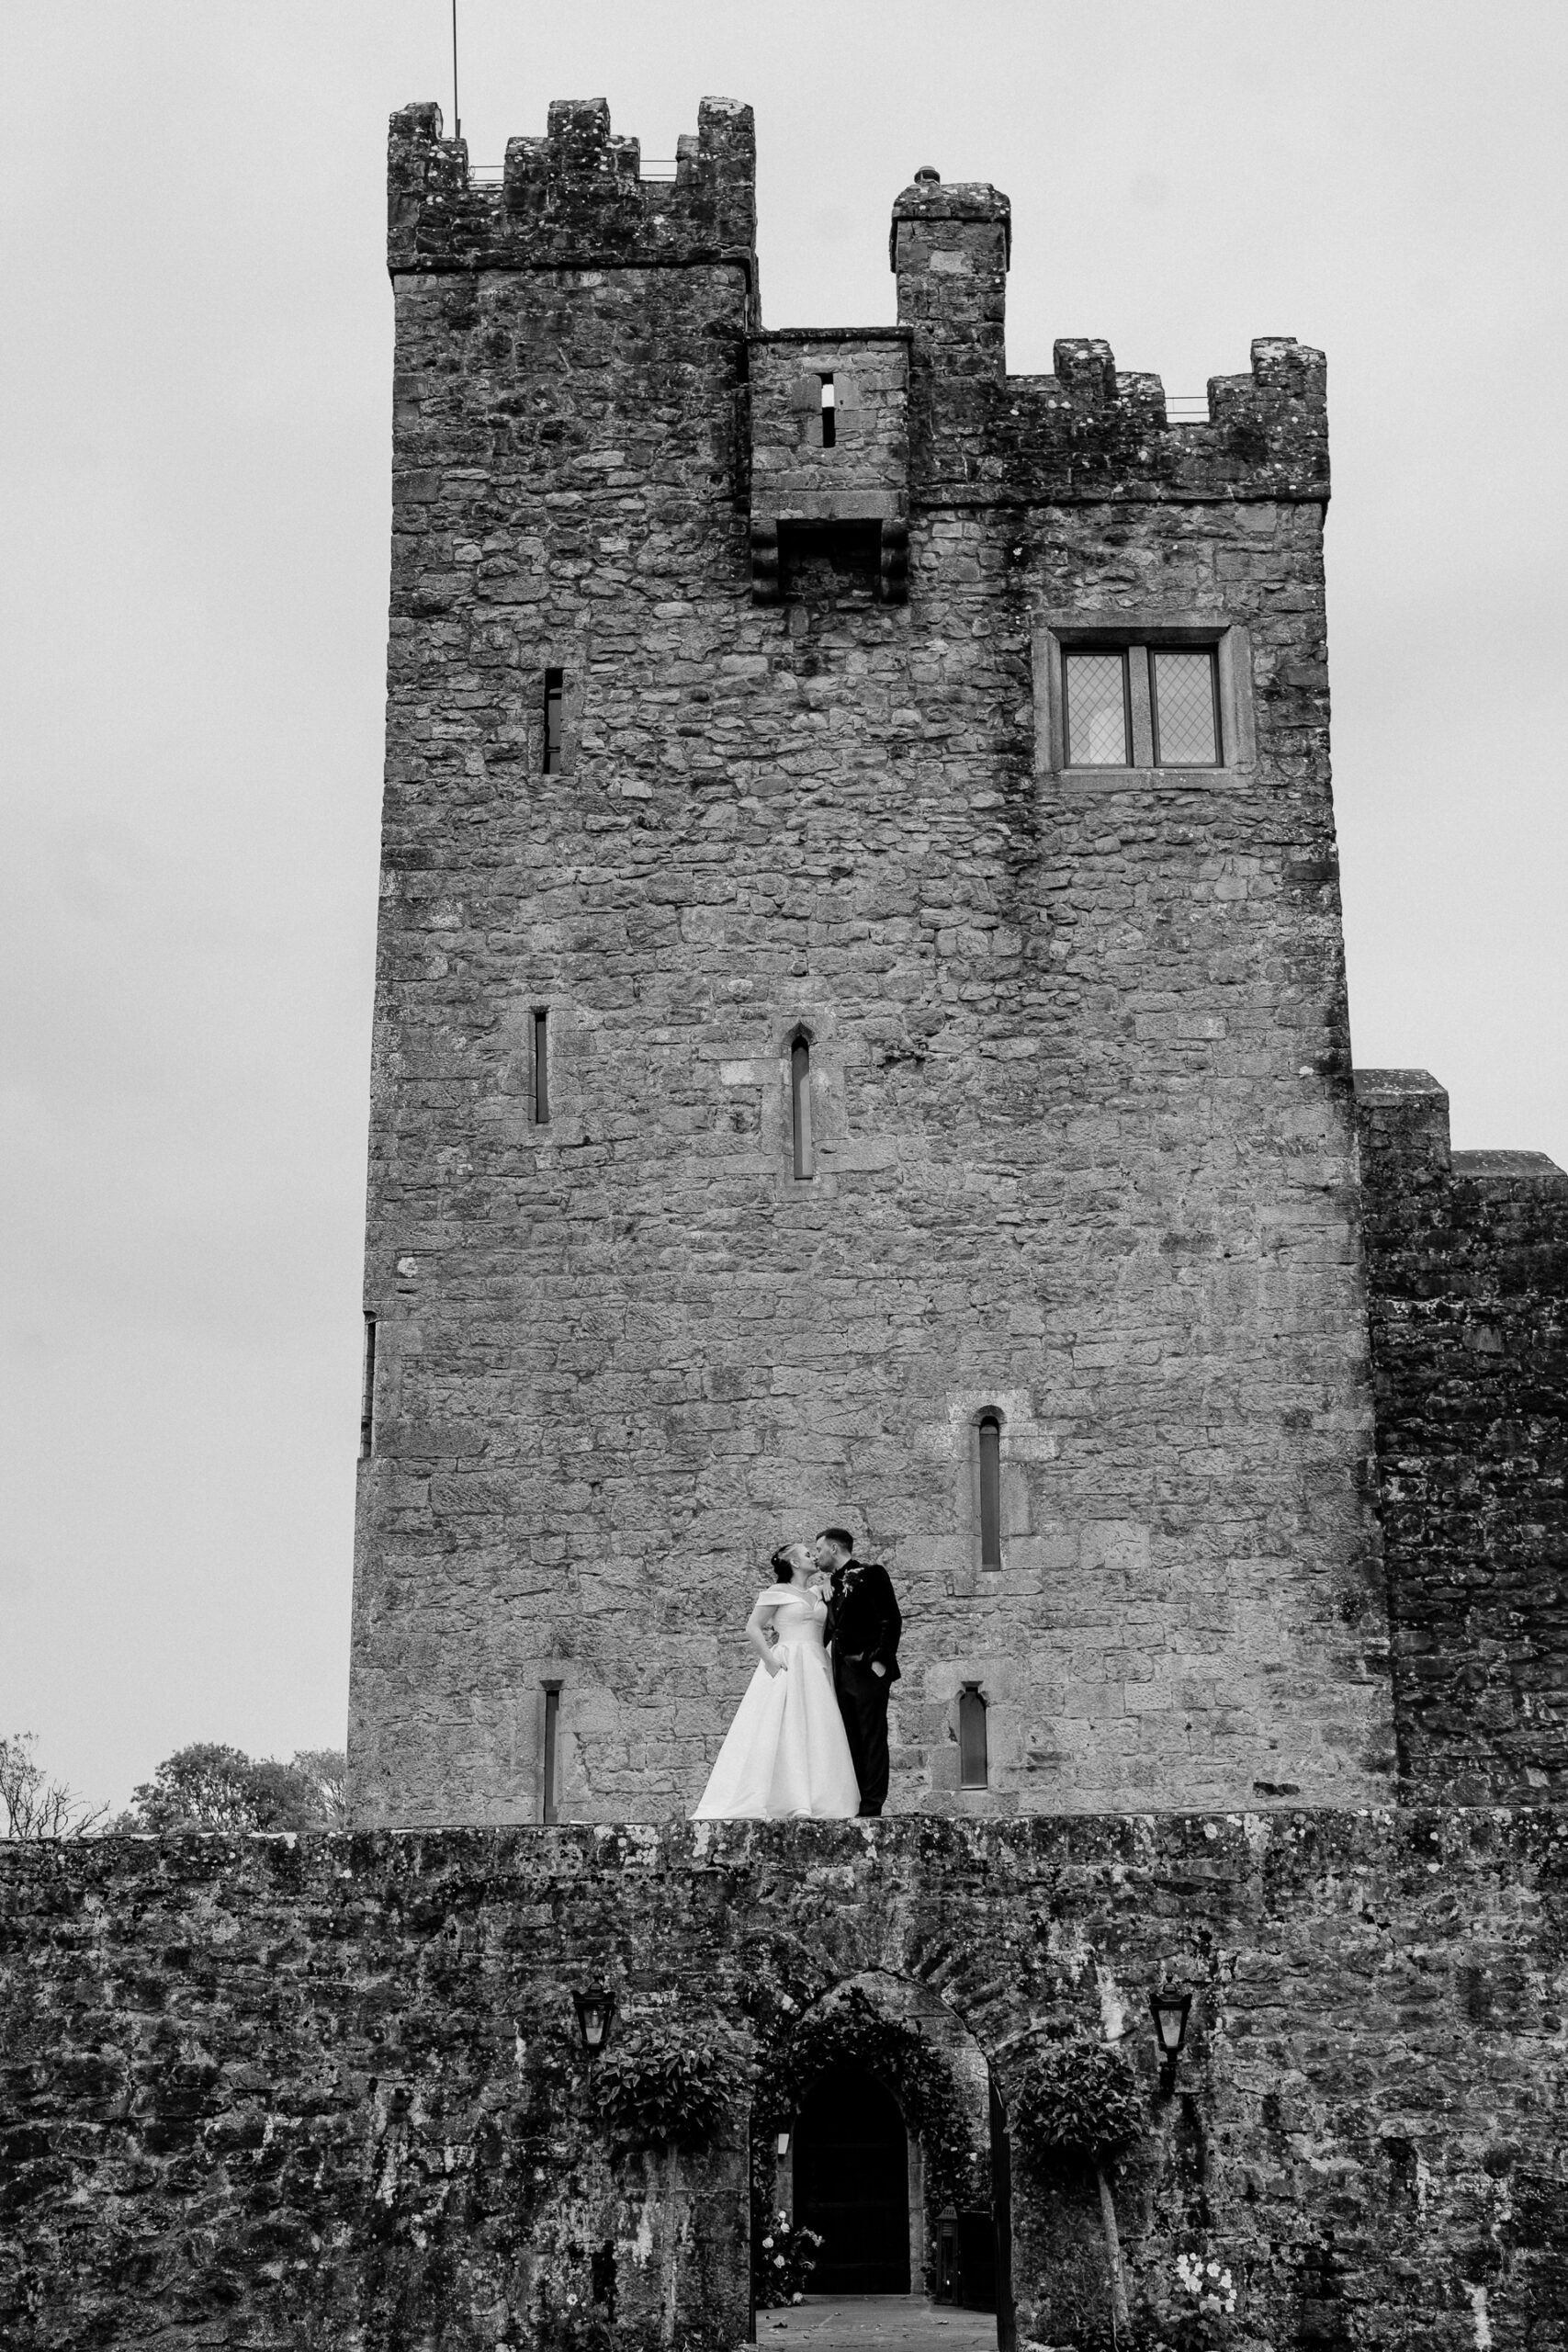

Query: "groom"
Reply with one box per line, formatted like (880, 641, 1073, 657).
(817, 1527, 902, 1817)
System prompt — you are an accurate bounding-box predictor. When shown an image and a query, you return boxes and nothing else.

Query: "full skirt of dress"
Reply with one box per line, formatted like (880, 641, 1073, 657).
(692, 1638, 861, 1820)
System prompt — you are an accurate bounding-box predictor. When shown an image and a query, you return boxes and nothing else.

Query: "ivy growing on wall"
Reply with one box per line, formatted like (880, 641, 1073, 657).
(588, 2014, 755, 2150)
(1012, 2037, 1143, 2166)
(1011, 2035, 1145, 2335)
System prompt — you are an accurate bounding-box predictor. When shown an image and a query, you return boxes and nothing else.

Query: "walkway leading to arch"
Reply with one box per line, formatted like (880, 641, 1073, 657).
(759, 2297, 997, 2352)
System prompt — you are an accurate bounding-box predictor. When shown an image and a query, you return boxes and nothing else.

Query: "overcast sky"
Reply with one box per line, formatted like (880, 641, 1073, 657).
(4, 1, 1564, 1815)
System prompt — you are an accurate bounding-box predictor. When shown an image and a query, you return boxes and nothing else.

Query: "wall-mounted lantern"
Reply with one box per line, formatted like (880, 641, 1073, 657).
(573, 1989, 616, 2053)
(1149, 1988, 1192, 2095)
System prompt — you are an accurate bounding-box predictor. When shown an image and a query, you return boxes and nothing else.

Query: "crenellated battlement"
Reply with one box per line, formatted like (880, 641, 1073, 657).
(388, 96, 756, 282)
(920, 332, 1328, 505)
(884, 164, 1326, 502)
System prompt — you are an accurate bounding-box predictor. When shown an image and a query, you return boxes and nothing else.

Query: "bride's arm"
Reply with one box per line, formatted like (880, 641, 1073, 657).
(746, 1600, 786, 1676)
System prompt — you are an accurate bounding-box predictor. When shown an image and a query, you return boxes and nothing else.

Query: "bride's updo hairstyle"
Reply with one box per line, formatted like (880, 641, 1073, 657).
(769, 1545, 798, 1582)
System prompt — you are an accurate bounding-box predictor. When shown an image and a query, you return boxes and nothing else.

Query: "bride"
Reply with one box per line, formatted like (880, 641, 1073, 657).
(692, 1543, 861, 1820)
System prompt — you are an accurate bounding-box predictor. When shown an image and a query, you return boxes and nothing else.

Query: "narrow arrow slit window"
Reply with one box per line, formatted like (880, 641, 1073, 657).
(819, 373, 836, 448)
(359, 1314, 378, 1459)
(533, 1010, 550, 1126)
(959, 1684, 989, 1789)
(541, 1681, 562, 1824)
(791, 1036, 814, 1181)
(543, 667, 565, 774)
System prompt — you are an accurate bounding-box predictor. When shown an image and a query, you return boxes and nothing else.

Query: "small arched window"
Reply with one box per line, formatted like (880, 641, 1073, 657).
(977, 1412, 1002, 1568)
(791, 1035, 814, 1181)
(959, 1684, 988, 1789)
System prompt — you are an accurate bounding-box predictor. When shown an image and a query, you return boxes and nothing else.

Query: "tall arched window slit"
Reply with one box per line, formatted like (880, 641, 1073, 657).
(978, 1412, 1002, 1568)
(791, 1036, 814, 1181)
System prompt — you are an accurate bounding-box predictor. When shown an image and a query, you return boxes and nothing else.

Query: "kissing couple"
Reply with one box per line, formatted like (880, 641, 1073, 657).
(693, 1527, 902, 1822)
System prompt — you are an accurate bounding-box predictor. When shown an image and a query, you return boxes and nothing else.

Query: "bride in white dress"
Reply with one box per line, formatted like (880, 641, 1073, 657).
(692, 1544, 861, 1820)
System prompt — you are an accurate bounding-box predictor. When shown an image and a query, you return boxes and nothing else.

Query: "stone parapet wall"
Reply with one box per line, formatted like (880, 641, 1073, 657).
(1358, 1069, 1568, 1801)
(2, 1814, 1566, 2350)
(925, 335, 1330, 507)
(887, 159, 1326, 503)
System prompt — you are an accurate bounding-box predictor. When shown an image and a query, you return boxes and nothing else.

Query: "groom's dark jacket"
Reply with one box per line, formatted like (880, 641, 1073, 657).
(826, 1561, 902, 1682)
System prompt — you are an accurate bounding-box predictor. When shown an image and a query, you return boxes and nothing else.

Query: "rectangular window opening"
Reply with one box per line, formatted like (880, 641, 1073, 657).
(1063, 648, 1131, 766)
(543, 667, 565, 775)
(541, 1681, 562, 1825)
(819, 373, 837, 449)
(791, 1038, 814, 1181)
(959, 1684, 989, 1790)
(978, 1416, 1002, 1569)
(532, 1009, 550, 1126)
(1151, 646, 1221, 766)
(359, 1314, 378, 1460)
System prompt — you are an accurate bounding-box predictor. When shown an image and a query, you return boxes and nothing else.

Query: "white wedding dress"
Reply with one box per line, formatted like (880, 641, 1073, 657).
(693, 1584, 861, 1820)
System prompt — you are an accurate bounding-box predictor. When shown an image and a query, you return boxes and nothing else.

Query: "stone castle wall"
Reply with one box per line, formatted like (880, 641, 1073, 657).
(1358, 1070, 1568, 1803)
(350, 97, 1393, 1828)
(3, 1815, 1566, 2351)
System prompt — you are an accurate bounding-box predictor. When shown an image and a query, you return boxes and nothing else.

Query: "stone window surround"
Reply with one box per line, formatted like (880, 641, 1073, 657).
(926, 1387, 1060, 1588)
(1033, 610, 1257, 786)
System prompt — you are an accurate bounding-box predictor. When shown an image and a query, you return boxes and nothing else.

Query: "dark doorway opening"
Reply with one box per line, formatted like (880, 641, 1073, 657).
(793, 2062, 910, 2294)
(935, 2209, 998, 2311)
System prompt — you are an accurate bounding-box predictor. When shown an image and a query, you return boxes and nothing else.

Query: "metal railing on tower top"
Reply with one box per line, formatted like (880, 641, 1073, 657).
(466, 159, 681, 185)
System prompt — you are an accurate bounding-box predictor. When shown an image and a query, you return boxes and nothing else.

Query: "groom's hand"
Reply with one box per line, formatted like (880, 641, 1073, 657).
(871, 1662, 887, 1679)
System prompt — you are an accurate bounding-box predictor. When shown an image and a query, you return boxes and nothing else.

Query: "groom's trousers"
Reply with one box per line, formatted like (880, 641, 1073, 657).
(833, 1659, 891, 1816)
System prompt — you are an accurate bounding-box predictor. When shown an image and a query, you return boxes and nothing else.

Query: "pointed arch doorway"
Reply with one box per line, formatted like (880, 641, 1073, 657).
(792, 2060, 911, 2294)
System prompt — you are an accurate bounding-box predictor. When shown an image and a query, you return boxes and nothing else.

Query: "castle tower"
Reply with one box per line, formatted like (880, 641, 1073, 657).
(349, 97, 1395, 1825)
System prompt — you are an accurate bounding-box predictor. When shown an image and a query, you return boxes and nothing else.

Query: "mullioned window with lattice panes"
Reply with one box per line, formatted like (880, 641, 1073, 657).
(1063, 643, 1222, 768)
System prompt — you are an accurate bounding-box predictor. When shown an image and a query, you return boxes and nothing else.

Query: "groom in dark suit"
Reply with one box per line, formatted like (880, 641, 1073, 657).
(816, 1526, 902, 1816)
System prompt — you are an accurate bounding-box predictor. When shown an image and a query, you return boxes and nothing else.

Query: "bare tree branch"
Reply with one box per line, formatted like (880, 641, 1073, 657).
(0, 1733, 108, 1841)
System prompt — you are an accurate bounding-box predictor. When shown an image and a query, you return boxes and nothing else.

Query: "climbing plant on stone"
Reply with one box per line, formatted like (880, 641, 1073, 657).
(589, 2015, 756, 2352)
(1012, 2038, 1145, 2335)
(589, 2014, 755, 2149)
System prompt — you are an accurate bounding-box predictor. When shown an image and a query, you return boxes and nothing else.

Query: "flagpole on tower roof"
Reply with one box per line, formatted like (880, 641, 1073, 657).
(451, 0, 461, 144)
